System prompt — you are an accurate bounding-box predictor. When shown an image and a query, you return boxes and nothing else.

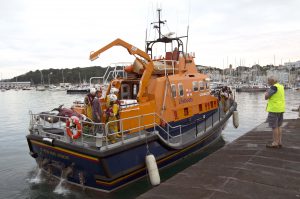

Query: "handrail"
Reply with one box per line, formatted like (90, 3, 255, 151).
(153, 59, 177, 76)
(29, 100, 235, 149)
(89, 65, 112, 87)
(104, 112, 183, 146)
(29, 112, 106, 137)
(89, 63, 130, 87)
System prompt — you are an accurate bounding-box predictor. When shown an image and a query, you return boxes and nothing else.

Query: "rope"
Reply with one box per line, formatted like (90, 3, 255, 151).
(145, 131, 151, 156)
(144, 130, 151, 185)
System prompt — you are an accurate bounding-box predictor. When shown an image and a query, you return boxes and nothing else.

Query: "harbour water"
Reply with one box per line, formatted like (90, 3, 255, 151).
(0, 89, 298, 199)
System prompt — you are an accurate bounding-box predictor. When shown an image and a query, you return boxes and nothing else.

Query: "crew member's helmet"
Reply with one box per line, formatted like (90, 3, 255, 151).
(90, 87, 96, 95)
(110, 87, 119, 94)
(109, 94, 118, 102)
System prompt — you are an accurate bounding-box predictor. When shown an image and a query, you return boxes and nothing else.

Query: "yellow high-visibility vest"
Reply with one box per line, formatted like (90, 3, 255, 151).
(267, 83, 285, 113)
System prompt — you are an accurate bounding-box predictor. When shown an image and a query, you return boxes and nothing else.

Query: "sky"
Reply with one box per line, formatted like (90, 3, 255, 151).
(1, 0, 300, 79)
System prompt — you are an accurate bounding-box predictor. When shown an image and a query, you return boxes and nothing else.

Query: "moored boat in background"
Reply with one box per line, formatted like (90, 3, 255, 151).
(66, 86, 90, 94)
(236, 83, 268, 92)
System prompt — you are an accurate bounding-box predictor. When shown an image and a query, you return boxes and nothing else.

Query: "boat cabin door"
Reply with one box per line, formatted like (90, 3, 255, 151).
(121, 84, 130, 99)
(120, 81, 140, 100)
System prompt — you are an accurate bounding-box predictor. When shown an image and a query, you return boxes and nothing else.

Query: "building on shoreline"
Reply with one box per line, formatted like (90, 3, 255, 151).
(0, 81, 31, 89)
(197, 61, 300, 87)
(284, 60, 300, 68)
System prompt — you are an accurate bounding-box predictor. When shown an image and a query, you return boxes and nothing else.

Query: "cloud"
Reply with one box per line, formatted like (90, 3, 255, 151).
(0, 0, 300, 79)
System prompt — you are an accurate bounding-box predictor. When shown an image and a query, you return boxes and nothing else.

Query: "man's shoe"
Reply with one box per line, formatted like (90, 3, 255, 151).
(266, 144, 280, 148)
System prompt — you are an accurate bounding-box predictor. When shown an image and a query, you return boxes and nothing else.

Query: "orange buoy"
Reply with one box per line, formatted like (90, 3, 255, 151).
(124, 65, 134, 73)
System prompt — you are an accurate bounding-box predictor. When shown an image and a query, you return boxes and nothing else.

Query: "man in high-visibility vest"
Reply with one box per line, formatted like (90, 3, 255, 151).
(265, 76, 285, 148)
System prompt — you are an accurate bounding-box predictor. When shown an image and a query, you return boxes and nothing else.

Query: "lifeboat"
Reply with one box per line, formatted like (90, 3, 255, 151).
(26, 9, 237, 193)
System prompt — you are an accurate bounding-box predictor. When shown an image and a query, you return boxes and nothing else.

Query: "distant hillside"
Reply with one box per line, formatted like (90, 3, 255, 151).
(7, 66, 112, 85)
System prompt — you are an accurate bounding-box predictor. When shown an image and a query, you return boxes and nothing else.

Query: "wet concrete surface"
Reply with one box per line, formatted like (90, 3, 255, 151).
(138, 119, 300, 199)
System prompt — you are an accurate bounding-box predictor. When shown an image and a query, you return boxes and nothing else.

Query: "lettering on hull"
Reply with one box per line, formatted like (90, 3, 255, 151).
(179, 98, 193, 104)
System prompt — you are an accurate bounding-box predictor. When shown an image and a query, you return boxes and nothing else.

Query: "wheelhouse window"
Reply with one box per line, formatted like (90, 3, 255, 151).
(199, 81, 205, 90)
(178, 83, 184, 96)
(133, 84, 139, 98)
(184, 107, 189, 116)
(199, 104, 203, 112)
(192, 81, 199, 92)
(171, 84, 177, 98)
(121, 84, 130, 99)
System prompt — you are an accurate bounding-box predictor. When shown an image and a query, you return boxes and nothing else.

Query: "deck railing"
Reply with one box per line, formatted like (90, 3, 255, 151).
(28, 101, 233, 150)
(153, 59, 178, 76)
(89, 63, 130, 87)
(104, 112, 183, 146)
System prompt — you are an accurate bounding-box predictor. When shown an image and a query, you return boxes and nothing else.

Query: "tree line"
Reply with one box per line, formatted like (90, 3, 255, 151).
(6, 66, 111, 85)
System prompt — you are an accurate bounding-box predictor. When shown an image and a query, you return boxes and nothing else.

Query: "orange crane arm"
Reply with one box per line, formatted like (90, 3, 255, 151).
(89, 38, 154, 102)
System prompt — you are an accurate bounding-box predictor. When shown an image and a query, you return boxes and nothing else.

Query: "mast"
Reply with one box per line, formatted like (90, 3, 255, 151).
(62, 70, 65, 85)
(151, 8, 165, 39)
(146, 9, 187, 59)
(39, 70, 44, 85)
(79, 72, 81, 85)
(185, 25, 190, 56)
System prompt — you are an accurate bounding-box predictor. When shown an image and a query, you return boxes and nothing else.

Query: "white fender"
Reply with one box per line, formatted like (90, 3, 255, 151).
(145, 154, 160, 186)
(42, 137, 53, 145)
(233, 110, 239, 128)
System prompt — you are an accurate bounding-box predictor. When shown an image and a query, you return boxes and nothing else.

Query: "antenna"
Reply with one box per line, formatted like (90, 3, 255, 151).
(145, 28, 147, 52)
(151, 9, 166, 39)
(187, 0, 191, 26)
(185, 25, 189, 56)
(186, 0, 191, 54)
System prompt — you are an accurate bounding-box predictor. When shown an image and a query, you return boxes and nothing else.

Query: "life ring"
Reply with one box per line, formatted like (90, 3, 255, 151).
(66, 116, 82, 139)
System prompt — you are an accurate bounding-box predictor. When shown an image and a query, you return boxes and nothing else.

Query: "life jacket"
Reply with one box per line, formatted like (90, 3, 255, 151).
(106, 103, 119, 121)
(86, 94, 94, 105)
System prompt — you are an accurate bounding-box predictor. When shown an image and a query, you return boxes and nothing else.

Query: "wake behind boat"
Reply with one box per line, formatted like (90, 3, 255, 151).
(26, 9, 238, 192)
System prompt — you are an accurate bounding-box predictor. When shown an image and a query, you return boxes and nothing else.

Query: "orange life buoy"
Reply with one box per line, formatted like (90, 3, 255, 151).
(66, 116, 82, 139)
(124, 65, 134, 73)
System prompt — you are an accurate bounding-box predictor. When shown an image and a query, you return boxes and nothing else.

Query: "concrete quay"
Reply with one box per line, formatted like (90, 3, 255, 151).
(138, 119, 300, 199)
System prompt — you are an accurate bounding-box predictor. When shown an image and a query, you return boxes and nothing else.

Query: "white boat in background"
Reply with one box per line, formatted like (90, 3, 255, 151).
(66, 85, 90, 94)
(37, 70, 46, 91)
(236, 83, 268, 92)
(48, 85, 67, 91)
(55, 86, 66, 91)
(36, 85, 46, 91)
(210, 82, 225, 90)
(22, 86, 35, 90)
